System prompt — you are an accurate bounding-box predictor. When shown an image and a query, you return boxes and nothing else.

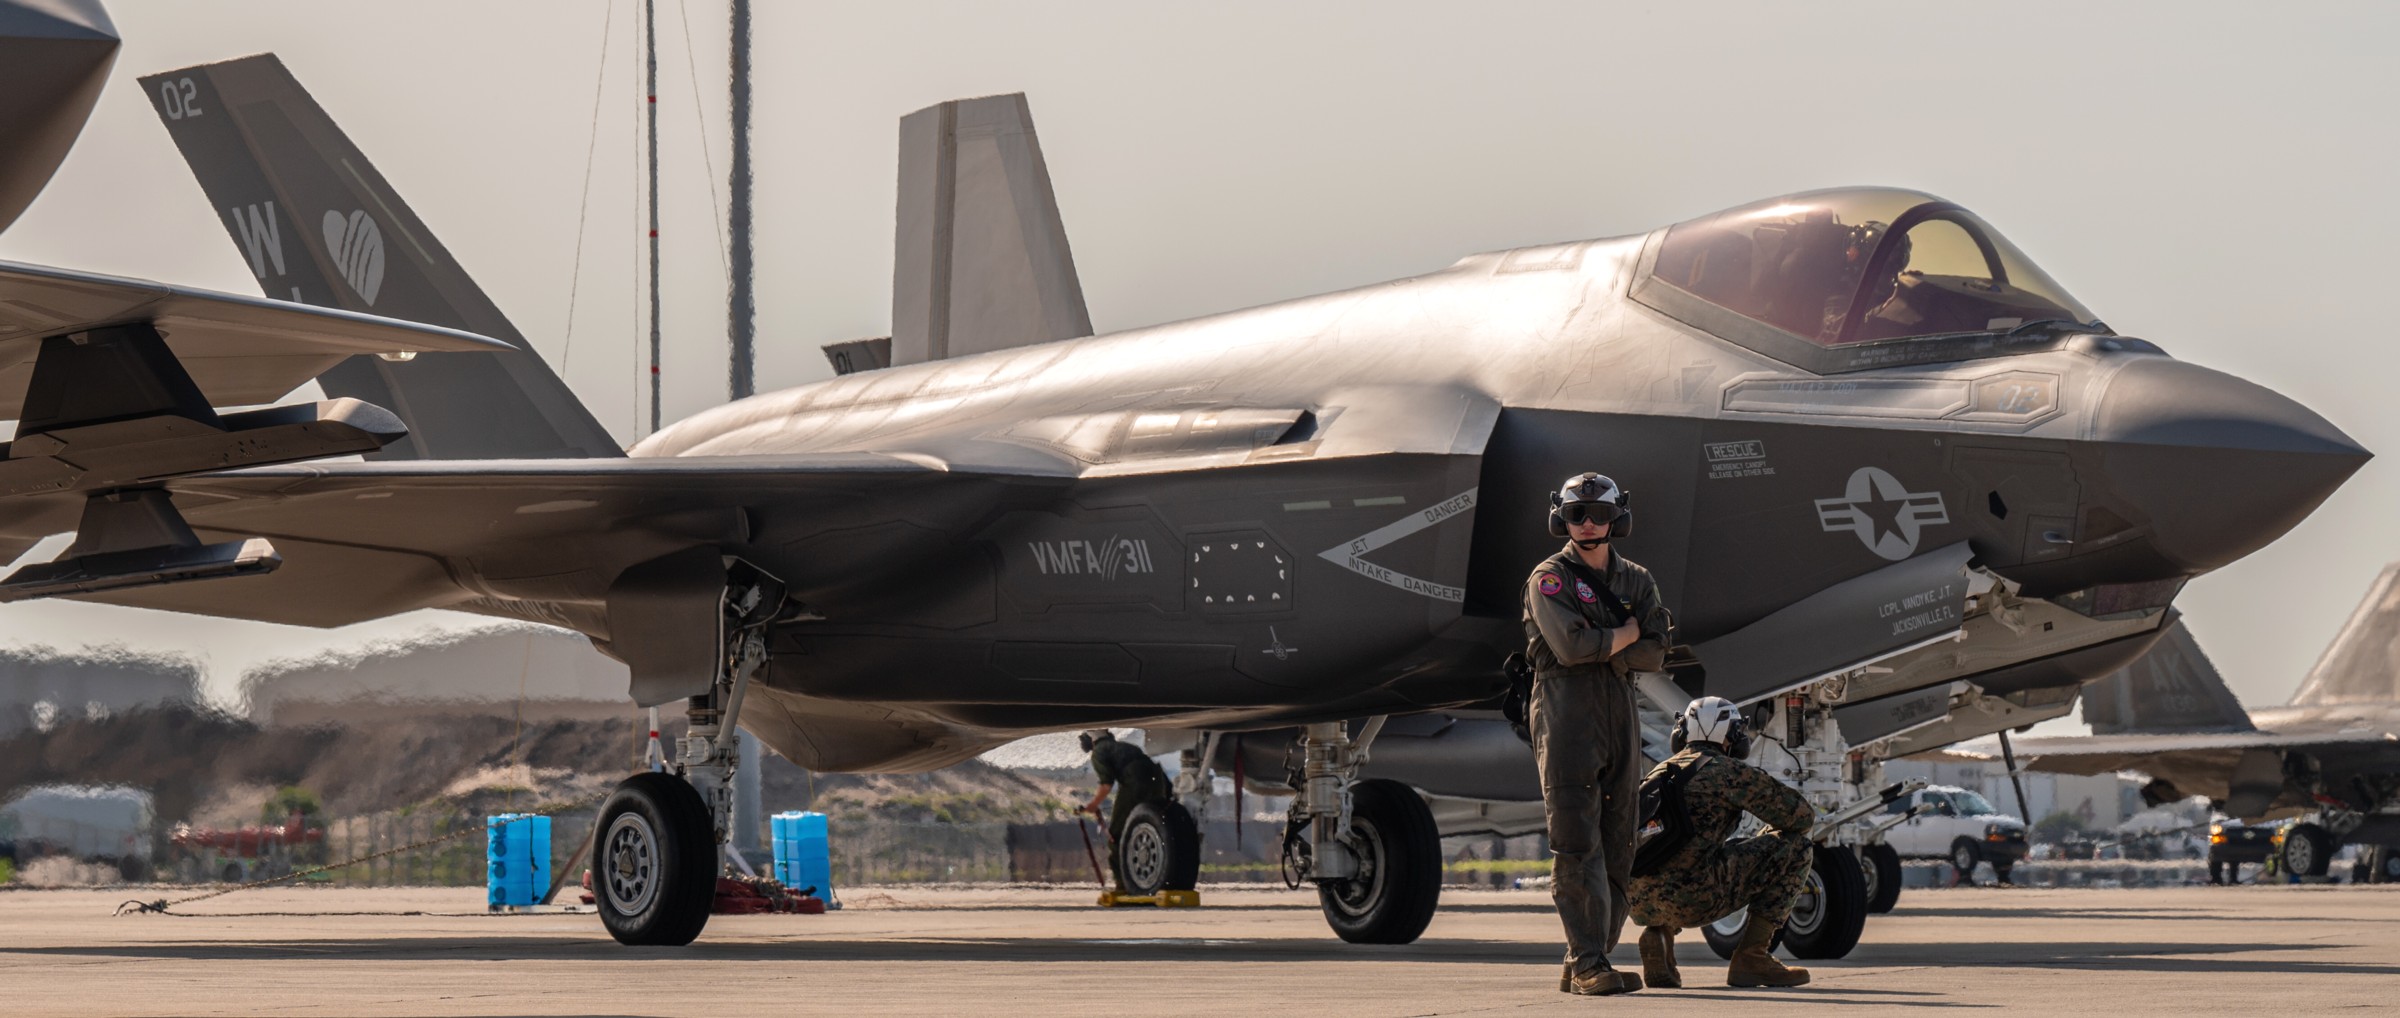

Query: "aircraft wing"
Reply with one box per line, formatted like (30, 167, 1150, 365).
(0, 454, 1050, 629)
(0, 259, 510, 418)
(2011, 728, 2398, 817)
(2011, 728, 2385, 773)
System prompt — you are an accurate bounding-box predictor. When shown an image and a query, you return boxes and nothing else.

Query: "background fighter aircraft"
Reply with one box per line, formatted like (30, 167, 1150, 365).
(2017, 570, 2400, 885)
(0, 8, 2371, 950)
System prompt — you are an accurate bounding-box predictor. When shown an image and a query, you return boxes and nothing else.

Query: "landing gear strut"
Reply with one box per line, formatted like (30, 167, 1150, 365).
(1282, 719, 1444, 944)
(596, 565, 785, 947)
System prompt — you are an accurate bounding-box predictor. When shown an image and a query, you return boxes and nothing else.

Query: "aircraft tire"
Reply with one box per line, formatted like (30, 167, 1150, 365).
(1862, 843, 1902, 913)
(1317, 778, 1441, 945)
(1115, 799, 1201, 895)
(2282, 823, 2333, 878)
(1949, 839, 1982, 884)
(2383, 846, 2400, 884)
(1783, 844, 1869, 960)
(594, 772, 717, 947)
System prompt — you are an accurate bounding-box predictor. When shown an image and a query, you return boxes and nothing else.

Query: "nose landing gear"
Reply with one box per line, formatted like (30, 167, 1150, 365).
(1282, 720, 1445, 944)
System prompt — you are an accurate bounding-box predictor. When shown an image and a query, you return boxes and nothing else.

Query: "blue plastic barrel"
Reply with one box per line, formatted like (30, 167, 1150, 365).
(772, 811, 833, 903)
(485, 814, 552, 908)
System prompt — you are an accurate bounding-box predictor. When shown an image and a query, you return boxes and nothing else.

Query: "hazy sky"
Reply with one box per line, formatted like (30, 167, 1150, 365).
(1, 1, 2395, 713)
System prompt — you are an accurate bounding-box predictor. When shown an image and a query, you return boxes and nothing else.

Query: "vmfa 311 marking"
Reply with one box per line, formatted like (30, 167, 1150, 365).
(0, 25, 2370, 947)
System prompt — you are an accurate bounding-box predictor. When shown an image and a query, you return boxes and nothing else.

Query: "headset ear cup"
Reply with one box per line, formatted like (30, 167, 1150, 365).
(1669, 721, 1686, 753)
(1614, 509, 1633, 539)
(1548, 510, 1568, 538)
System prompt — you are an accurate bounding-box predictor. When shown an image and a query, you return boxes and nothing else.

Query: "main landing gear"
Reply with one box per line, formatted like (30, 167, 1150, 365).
(1280, 719, 1445, 944)
(596, 569, 785, 947)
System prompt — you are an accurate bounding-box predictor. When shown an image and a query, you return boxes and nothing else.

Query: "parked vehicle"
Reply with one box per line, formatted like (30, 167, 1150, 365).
(0, 785, 155, 881)
(2208, 818, 2274, 884)
(1879, 786, 2028, 883)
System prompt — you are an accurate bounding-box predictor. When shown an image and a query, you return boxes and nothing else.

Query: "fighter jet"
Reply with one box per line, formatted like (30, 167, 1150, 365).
(0, 18, 2368, 951)
(2016, 574, 2400, 885)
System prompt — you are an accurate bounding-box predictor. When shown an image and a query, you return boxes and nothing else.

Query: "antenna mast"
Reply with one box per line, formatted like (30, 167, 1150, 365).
(644, 0, 662, 433)
(728, 0, 754, 400)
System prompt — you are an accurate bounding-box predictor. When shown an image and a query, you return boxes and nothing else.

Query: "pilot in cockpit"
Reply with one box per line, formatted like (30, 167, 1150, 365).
(1651, 188, 2094, 351)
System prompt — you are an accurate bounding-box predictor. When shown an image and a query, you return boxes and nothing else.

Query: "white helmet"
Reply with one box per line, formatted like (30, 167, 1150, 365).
(1671, 696, 1749, 756)
(1077, 728, 1114, 752)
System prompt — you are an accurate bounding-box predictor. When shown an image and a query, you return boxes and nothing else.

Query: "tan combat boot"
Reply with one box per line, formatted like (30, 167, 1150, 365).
(1563, 964, 1643, 996)
(1725, 916, 1810, 988)
(1638, 925, 1682, 988)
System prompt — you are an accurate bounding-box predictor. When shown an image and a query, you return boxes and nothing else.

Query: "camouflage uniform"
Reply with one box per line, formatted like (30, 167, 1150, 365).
(1627, 743, 1815, 928)
(1522, 544, 1674, 975)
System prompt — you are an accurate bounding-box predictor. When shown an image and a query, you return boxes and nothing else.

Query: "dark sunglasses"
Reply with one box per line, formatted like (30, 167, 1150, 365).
(1559, 503, 1622, 527)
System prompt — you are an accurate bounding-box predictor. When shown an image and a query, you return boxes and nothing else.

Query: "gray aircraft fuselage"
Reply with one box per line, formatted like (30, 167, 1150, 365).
(608, 202, 2364, 772)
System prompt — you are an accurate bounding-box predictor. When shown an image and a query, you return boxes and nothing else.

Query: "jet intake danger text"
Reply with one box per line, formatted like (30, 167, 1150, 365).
(1318, 489, 1477, 604)
(1880, 582, 1959, 637)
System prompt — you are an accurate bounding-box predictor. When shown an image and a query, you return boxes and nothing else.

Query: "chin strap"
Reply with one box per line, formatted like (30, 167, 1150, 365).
(1573, 538, 1610, 550)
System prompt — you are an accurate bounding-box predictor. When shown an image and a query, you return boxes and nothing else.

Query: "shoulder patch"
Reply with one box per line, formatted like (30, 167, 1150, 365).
(1538, 573, 1564, 597)
(1574, 580, 1596, 603)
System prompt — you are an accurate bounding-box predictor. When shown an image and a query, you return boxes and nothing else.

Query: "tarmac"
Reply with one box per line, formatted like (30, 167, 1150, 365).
(3, 884, 2396, 1016)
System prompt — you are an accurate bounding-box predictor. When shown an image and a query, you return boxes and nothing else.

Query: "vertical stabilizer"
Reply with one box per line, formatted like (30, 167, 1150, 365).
(138, 55, 619, 459)
(2081, 619, 2255, 734)
(2288, 562, 2400, 706)
(890, 93, 1091, 367)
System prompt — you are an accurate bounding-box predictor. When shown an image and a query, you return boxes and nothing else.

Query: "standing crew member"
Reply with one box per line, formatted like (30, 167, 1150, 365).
(1628, 697, 1816, 989)
(1522, 471, 1674, 996)
(1076, 729, 1170, 887)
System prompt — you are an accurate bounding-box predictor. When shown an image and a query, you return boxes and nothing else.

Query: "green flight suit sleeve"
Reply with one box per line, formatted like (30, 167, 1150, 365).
(1526, 568, 1611, 666)
(1618, 566, 1675, 673)
(1726, 758, 1816, 838)
(1090, 748, 1118, 785)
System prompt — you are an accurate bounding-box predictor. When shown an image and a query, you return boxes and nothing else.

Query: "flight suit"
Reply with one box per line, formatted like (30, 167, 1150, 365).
(1522, 545, 1674, 975)
(1089, 738, 1170, 846)
(1627, 743, 1815, 928)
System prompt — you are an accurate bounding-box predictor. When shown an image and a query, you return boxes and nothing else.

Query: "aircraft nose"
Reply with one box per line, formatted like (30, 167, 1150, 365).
(2094, 356, 2369, 573)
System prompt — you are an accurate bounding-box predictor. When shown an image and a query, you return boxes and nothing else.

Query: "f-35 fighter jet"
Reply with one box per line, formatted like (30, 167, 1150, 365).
(2019, 572, 2400, 885)
(0, 11, 2367, 948)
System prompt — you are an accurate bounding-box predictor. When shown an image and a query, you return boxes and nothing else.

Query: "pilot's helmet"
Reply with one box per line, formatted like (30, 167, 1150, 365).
(1077, 728, 1114, 753)
(1547, 472, 1632, 539)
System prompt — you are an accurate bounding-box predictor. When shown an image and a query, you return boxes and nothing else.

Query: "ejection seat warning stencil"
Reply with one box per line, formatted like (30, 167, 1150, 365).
(1317, 489, 1475, 603)
(1705, 440, 1773, 481)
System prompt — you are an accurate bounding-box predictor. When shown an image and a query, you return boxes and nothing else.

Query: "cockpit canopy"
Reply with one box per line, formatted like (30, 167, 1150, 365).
(1636, 188, 2099, 369)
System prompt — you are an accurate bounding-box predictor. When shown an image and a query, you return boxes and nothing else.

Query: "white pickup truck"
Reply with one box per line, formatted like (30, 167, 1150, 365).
(1878, 785, 2029, 883)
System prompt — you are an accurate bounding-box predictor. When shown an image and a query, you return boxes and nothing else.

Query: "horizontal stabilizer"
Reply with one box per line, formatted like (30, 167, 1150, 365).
(141, 54, 620, 459)
(892, 93, 1091, 366)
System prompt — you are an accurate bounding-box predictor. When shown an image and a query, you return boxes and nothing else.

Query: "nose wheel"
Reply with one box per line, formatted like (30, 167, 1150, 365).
(594, 772, 717, 946)
(1313, 778, 1442, 944)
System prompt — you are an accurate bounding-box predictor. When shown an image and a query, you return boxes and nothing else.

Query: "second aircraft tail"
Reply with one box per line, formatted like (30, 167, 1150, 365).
(139, 54, 620, 459)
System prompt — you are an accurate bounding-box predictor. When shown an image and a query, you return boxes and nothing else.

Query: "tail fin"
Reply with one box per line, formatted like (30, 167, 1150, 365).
(138, 55, 619, 459)
(2080, 619, 2255, 734)
(889, 93, 1091, 367)
(2289, 562, 2400, 706)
